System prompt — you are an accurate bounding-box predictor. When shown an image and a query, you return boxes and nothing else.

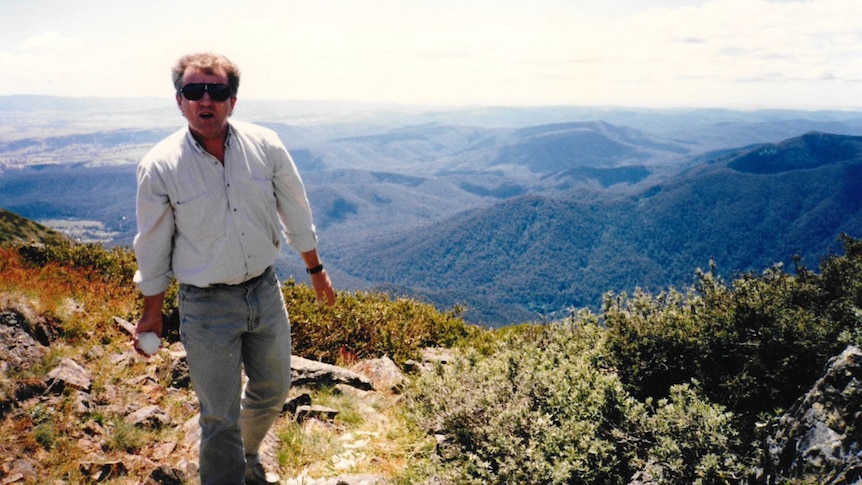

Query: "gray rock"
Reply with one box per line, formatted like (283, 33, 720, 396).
(0, 304, 61, 346)
(4, 458, 37, 483)
(46, 357, 92, 392)
(291, 355, 374, 391)
(762, 345, 862, 484)
(0, 308, 48, 373)
(350, 356, 405, 392)
(126, 404, 171, 428)
(295, 404, 340, 423)
(79, 459, 128, 482)
(146, 464, 190, 485)
(283, 392, 312, 414)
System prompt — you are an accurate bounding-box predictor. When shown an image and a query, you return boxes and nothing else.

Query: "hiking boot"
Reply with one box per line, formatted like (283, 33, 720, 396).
(245, 461, 279, 485)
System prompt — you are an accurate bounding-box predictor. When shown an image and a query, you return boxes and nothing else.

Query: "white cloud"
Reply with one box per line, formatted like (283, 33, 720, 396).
(0, 32, 87, 95)
(17, 31, 84, 52)
(523, 0, 862, 107)
(0, 0, 860, 108)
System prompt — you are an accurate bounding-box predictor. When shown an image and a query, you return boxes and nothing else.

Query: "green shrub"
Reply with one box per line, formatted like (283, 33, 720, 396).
(17, 240, 137, 284)
(406, 319, 637, 484)
(694, 264, 834, 418)
(106, 417, 146, 453)
(604, 236, 862, 446)
(821, 234, 862, 344)
(405, 317, 748, 484)
(604, 266, 825, 443)
(33, 422, 57, 450)
(284, 281, 476, 365)
(602, 287, 704, 402)
(623, 382, 745, 484)
(13, 239, 473, 364)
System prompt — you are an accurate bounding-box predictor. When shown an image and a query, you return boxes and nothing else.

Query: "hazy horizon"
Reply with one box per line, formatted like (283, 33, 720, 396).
(2, 0, 861, 110)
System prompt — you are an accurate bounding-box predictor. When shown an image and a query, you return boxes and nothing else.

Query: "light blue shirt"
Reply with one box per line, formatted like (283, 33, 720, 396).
(133, 120, 317, 295)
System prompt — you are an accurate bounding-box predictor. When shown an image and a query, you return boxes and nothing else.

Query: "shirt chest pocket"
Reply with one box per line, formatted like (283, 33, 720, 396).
(173, 192, 222, 242)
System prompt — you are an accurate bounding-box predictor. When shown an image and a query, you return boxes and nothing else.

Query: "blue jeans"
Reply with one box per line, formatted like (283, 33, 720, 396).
(179, 266, 292, 485)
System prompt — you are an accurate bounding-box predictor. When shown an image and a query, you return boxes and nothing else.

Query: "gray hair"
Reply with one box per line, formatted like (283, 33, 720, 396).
(171, 52, 241, 95)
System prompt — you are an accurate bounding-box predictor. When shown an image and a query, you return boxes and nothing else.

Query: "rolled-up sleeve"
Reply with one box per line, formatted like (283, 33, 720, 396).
(133, 162, 175, 296)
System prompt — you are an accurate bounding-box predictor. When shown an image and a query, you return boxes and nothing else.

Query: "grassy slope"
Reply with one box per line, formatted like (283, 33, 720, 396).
(0, 208, 65, 245)
(0, 242, 450, 483)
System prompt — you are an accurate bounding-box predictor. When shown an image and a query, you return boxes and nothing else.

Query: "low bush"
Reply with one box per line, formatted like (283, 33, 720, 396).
(16, 240, 137, 285)
(405, 318, 746, 484)
(6, 239, 476, 365)
(7, 231, 862, 483)
(407, 320, 632, 484)
(623, 383, 745, 484)
(284, 281, 476, 365)
(604, 236, 862, 443)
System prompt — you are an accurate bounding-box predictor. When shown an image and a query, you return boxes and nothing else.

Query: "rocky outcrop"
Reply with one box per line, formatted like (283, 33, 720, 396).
(0, 305, 52, 417)
(0, 308, 48, 371)
(292, 355, 375, 391)
(0, 308, 401, 484)
(761, 345, 862, 484)
(351, 356, 407, 392)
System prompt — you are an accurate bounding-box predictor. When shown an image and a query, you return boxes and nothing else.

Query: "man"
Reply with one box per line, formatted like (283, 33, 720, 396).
(133, 52, 336, 485)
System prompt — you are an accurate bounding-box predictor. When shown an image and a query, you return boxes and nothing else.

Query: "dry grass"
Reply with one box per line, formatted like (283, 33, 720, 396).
(0, 246, 140, 333)
(0, 245, 443, 483)
(274, 386, 435, 482)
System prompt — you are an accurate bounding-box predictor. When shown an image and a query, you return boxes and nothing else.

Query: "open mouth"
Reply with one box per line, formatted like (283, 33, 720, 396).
(200, 113, 215, 119)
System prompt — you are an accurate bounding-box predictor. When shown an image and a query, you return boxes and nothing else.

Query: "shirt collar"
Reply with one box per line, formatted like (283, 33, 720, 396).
(185, 122, 234, 154)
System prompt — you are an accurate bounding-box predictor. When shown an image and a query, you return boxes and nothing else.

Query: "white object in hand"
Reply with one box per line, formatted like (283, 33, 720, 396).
(137, 332, 161, 355)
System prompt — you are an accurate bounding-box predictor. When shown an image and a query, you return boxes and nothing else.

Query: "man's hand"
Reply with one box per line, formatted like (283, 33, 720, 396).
(310, 270, 336, 306)
(135, 311, 164, 337)
(134, 292, 165, 356)
(301, 249, 336, 306)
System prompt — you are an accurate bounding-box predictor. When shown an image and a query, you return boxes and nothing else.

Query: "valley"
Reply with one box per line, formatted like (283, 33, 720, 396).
(2, 96, 861, 325)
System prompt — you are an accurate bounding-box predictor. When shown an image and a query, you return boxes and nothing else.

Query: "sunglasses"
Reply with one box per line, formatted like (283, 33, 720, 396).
(179, 83, 233, 102)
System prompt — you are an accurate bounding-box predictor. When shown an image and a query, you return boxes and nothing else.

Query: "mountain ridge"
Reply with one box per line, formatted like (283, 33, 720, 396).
(334, 131, 862, 325)
(725, 131, 862, 174)
(3, 99, 862, 325)
(0, 208, 65, 246)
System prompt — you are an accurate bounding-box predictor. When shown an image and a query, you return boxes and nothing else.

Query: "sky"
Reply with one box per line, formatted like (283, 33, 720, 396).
(1, 0, 860, 109)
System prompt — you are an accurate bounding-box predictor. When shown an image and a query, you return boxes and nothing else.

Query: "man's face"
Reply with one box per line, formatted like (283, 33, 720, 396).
(176, 66, 236, 142)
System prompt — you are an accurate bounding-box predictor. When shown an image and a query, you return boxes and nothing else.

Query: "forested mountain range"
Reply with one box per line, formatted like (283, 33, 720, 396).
(1, 96, 861, 325)
(336, 132, 862, 324)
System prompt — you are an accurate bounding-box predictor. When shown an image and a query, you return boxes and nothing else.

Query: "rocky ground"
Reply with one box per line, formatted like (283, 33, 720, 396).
(3, 290, 862, 484)
(0, 295, 445, 484)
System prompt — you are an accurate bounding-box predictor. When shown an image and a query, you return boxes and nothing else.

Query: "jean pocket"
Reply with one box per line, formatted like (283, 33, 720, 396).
(180, 285, 218, 303)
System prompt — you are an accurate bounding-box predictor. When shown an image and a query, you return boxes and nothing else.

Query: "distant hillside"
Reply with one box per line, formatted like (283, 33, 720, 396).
(0, 120, 682, 249)
(725, 131, 862, 174)
(495, 121, 689, 172)
(0, 208, 65, 245)
(338, 132, 862, 325)
(0, 164, 138, 245)
(291, 120, 690, 179)
(4, 97, 862, 326)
